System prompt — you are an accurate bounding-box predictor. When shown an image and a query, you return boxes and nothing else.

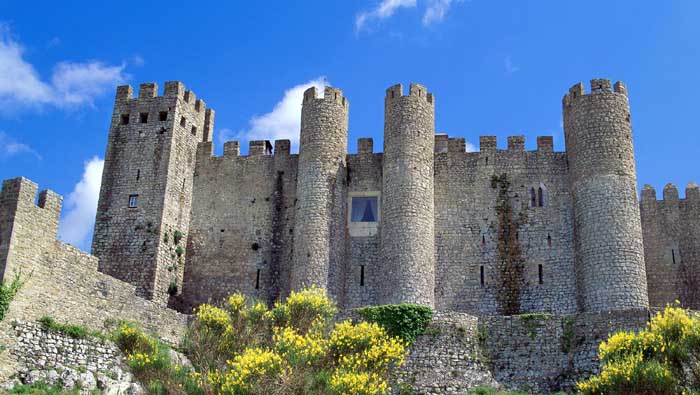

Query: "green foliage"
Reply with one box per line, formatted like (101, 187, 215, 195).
(151, 287, 409, 394)
(561, 317, 576, 354)
(168, 281, 178, 296)
(173, 230, 184, 245)
(357, 304, 433, 343)
(578, 304, 700, 394)
(0, 271, 28, 322)
(175, 246, 185, 257)
(519, 312, 552, 340)
(37, 316, 104, 340)
(468, 387, 531, 395)
(8, 381, 99, 395)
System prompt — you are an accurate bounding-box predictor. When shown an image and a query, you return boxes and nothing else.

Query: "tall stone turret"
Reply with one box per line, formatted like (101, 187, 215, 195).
(291, 86, 349, 293)
(92, 82, 214, 304)
(380, 83, 435, 307)
(563, 79, 648, 312)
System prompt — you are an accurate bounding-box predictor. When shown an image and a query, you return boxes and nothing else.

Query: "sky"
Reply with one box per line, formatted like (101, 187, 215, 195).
(1, 1, 699, 251)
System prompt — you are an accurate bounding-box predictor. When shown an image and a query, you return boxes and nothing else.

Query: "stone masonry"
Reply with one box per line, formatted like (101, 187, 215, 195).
(1, 77, 698, 392)
(39, 78, 700, 314)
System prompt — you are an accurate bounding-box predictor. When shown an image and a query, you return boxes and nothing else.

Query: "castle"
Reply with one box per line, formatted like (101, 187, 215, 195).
(1, 77, 698, 392)
(80, 78, 696, 315)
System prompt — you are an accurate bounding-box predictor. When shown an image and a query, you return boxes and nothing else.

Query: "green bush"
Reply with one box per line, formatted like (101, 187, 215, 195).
(0, 271, 27, 322)
(357, 304, 433, 343)
(38, 316, 92, 339)
(173, 230, 184, 245)
(9, 380, 98, 394)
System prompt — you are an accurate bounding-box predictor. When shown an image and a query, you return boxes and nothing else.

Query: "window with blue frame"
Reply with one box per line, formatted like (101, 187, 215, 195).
(351, 196, 378, 222)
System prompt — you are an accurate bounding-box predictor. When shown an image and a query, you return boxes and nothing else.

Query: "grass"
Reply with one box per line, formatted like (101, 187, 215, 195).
(468, 387, 571, 395)
(38, 316, 106, 340)
(8, 381, 100, 395)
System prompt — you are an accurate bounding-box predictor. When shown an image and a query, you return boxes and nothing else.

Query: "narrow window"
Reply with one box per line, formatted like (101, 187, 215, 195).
(672, 249, 676, 264)
(480, 266, 485, 286)
(360, 265, 365, 286)
(547, 233, 552, 247)
(120, 114, 130, 125)
(191, 126, 197, 136)
(538, 187, 545, 207)
(159, 111, 168, 121)
(182, 178, 186, 190)
(530, 188, 537, 207)
(136, 169, 140, 181)
(139, 113, 149, 123)
(516, 231, 519, 241)
(481, 235, 486, 246)
(485, 157, 489, 165)
(538, 264, 543, 285)
(254, 269, 261, 289)
(128, 194, 138, 208)
(180, 116, 186, 127)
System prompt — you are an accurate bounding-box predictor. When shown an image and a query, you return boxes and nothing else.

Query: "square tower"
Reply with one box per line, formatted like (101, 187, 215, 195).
(92, 82, 214, 304)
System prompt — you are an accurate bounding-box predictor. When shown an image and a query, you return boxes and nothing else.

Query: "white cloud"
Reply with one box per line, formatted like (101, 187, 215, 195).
(356, 0, 417, 32)
(505, 56, 520, 74)
(58, 156, 104, 251)
(0, 24, 130, 115)
(356, 0, 462, 31)
(0, 131, 41, 160)
(423, 0, 458, 26)
(465, 140, 477, 152)
(233, 76, 327, 151)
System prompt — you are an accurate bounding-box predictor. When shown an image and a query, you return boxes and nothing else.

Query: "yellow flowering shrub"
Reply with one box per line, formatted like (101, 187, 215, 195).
(273, 319, 328, 366)
(121, 288, 411, 395)
(329, 370, 389, 395)
(578, 304, 700, 395)
(227, 293, 246, 313)
(220, 348, 285, 395)
(196, 304, 231, 332)
(271, 286, 337, 332)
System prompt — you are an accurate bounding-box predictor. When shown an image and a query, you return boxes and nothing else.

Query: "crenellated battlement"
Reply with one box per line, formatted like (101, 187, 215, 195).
(0, 177, 62, 221)
(563, 79, 628, 106)
(385, 83, 434, 105)
(477, 135, 558, 153)
(303, 86, 348, 109)
(115, 81, 208, 114)
(641, 182, 700, 205)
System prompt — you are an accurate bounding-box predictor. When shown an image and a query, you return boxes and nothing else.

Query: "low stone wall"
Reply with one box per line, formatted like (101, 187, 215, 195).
(479, 309, 650, 393)
(0, 320, 142, 394)
(401, 312, 499, 394)
(3, 241, 189, 343)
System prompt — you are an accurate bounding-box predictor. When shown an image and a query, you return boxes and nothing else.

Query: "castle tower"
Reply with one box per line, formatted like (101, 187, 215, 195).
(92, 82, 215, 304)
(291, 86, 349, 293)
(380, 83, 435, 307)
(563, 79, 648, 312)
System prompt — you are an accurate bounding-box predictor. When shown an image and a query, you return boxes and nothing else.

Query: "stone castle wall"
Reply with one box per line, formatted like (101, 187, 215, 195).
(563, 80, 648, 312)
(92, 82, 213, 303)
(0, 178, 188, 354)
(640, 183, 700, 309)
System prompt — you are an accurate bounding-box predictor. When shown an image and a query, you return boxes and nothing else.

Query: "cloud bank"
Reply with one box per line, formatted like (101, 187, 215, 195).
(0, 24, 130, 115)
(356, 0, 461, 31)
(58, 157, 104, 251)
(227, 76, 327, 151)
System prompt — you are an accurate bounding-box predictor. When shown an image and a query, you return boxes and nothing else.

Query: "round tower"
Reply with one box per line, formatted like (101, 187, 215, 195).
(380, 83, 435, 307)
(291, 86, 349, 292)
(563, 79, 649, 312)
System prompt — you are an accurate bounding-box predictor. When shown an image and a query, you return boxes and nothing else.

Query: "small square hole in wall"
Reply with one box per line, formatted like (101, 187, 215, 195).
(120, 114, 130, 125)
(180, 117, 186, 127)
(140, 113, 149, 123)
(191, 126, 197, 136)
(159, 111, 168, 121)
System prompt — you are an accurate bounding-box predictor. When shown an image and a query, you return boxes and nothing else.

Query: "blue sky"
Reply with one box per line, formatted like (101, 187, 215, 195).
(1, 1, 699, 251)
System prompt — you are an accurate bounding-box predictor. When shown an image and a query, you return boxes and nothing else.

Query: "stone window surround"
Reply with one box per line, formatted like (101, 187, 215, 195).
(347, 191, 380, 237)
